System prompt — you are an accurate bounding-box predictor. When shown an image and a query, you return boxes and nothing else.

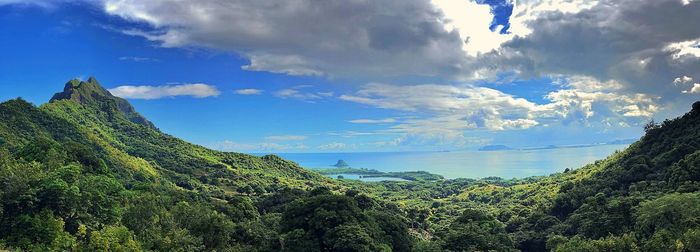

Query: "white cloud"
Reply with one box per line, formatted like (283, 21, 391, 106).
(666, 38, 700, 59)
(274, 89, 319, 101)
(541, 88, 658, 119)
(273, 85, 332, 101)
(108, 83, 220, 99)
(538, 76, 658, 120)
(264, 135, 307, 141)
(242, 54, 324, 76)
(340, 83, 538, 118)
(682, 83, 700, 94)
(339, 83, 540, 144)
(431, 0, 512, 56)
(234, 88, 263, 95)
(349, 118, 397, 124)
(340, 76, 657, 144)
(674, 76, 694, 85)
(496, 0, 700, 108)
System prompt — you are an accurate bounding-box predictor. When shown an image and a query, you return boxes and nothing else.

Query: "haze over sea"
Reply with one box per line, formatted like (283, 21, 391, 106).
(272, 144, 629, 179)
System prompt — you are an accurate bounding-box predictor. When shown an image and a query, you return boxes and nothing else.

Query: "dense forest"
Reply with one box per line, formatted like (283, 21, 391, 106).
(1, 78, 699, 251)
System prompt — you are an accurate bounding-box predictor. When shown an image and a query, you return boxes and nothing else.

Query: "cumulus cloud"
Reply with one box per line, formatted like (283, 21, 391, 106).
(101, 0, 473, 79)
(264, 135, 307, 141)
(340, 76, 657, 144)
(431, 0, 512, 56)
(15, 1, 700, 94)
(94, 0, 700, 115)
(496, 0, 700, 102)
(340, 83, 538, 144)
(682, 83, 700, 94)
(667, 39, 700, 59)
(242, 54, 324, 76)
(340, 83, 539, 126)
(234, 88, 263, 95)
(108, 83, 220, 99)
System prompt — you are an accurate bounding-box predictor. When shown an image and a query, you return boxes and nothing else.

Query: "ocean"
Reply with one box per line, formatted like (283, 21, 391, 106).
(272, 144, 629, 179)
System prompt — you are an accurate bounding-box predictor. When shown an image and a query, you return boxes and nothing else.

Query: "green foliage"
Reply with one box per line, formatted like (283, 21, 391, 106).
(7, 209, 77, 250)
(442, 208, 515, 251)
(0, 79, 335, 251)
(172, 201, 235, 250)
(635, 193, 700, 238)
(2, 79, 700, 251)
(87, 225, 141, 251)
(280, 190, 412, 251)
(549, 234, 640, 252)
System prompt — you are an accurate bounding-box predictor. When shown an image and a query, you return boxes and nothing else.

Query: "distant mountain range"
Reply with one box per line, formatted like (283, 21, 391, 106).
(478, 138, 638, 151)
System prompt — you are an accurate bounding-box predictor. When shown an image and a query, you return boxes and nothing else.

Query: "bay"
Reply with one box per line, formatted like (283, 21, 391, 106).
(272, 144, 629, 179)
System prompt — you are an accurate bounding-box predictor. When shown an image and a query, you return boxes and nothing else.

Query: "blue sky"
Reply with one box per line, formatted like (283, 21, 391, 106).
(1, 0, 699, 153)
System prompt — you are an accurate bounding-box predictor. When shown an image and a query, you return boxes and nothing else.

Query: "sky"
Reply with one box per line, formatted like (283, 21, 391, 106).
(0, 0, 699, 153)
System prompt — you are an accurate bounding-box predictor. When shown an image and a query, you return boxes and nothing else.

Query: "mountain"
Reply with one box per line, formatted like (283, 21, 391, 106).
(332, 159, 350, 167)
(446, 101, 700, 251)
(1, 77, 700, 251)
(0, 78, 368, 251)
(1, 78, 323, 186)
(50, 77, 156, 129)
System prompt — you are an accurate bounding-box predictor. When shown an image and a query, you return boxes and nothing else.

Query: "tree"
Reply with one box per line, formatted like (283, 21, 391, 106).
(644, 120, 660, 133)
(324, 224, 387, 252)
(635, 193, 700, 237)
(87, 225, 141, 251)
(172, 201, 235, 250)
(442, 208, 515, 251)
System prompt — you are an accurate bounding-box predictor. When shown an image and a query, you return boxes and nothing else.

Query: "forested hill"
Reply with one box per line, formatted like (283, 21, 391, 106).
(2, 77, 327, 188)
(1, 77, 700, 251)
(0, 78, 352, 251)
(423, 100, 700, 251)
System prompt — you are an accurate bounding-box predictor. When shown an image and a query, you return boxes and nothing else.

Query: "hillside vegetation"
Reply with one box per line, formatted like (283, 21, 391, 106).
(0, 78, 699, 251)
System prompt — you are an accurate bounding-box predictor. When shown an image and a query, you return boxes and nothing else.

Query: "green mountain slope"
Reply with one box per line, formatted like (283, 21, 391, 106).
(405, 101, 700, 251)
(7, 77, 328, 189)
(324, 102, 700, 251)
(1, 77, 699, 251)
(0, 78, 414, 251)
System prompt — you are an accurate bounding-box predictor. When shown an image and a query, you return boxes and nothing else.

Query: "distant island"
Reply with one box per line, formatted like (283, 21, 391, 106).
(315, 167, 444, 181)
(479, 139, 637, 151)
(332, 159, 349, 168)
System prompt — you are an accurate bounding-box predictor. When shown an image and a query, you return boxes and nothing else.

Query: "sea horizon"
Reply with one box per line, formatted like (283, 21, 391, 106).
(254, 144, 630, 179)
